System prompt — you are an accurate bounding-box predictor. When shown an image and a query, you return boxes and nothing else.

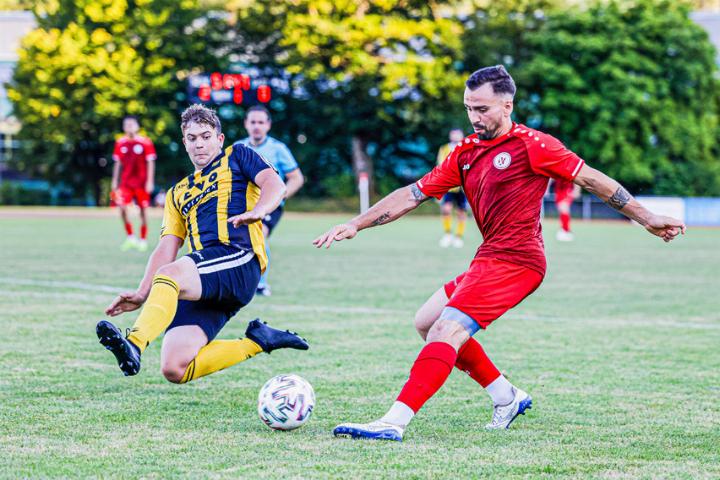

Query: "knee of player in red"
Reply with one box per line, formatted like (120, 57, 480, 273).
(396, 342, 458, 413)
(455, 338, 501, 387)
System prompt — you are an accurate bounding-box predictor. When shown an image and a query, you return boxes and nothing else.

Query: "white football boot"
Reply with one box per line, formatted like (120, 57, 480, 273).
(452, 236, 464, 248)
(439, 233, 454, 248)
(120, 236, 138, 251)
(485, 387, 533, 430)
(333, 420, 404, 442)
(556, 230, 574, 242)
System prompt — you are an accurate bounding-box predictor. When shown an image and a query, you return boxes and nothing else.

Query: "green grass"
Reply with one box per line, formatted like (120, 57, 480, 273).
(0, 209, 718, 479)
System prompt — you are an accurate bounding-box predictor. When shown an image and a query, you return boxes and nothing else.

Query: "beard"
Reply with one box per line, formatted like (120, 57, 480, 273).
(473, 122, 502, 140)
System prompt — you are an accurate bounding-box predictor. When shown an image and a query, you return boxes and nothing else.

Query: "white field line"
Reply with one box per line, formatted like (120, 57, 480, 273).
(0, 278, 406, 315)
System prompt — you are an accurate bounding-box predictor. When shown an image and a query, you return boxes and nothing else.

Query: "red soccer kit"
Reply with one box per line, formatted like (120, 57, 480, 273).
(112, 135, 157, 208)
(417, 123, 585, 328)
(554, 179, 575, 205)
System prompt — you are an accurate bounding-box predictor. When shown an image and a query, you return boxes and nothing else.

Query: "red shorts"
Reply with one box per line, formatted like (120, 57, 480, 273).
(444, 257, 543, 329)
(113, 187, 150, 208)
(555, 192, 573, 206)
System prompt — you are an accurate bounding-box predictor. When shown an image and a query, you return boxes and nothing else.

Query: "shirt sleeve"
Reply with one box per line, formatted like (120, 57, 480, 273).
(528, 132, 585, 181)
(145, 139, 157, 161)
(159, 188, 186, 240)
(236, 145, 276, 183)
(417, 146, 462, 199)
(112, 140, 121, 162)
(275, 143, 299, 175)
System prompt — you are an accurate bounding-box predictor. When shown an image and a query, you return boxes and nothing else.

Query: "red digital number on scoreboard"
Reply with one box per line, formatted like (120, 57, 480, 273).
(191, 72, 272, 105)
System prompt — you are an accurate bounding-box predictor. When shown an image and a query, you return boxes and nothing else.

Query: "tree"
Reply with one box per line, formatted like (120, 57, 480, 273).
(228, 0, 468, 196)
(8, 0, 227, 204)
(519, 0, 720, 195)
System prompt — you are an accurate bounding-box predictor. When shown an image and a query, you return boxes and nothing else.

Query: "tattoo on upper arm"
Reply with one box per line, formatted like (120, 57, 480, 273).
(410, 183, 429, 204)
(371, 212, 391, 226)
(607, 186, 631, 210)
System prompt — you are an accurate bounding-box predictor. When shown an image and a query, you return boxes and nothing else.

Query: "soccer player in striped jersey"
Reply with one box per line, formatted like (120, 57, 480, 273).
(96, 104, 308, 383)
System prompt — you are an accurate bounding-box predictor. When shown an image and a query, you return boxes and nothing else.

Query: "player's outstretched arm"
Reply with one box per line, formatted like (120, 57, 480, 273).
(313, 183, 429, 249)
(573, 164, 686, 242)
(105, 235, 183, 316)
(228, 169, 286, 227)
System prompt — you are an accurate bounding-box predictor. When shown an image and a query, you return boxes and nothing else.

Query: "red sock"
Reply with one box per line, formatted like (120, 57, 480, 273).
(124, 222, 133, 236)
(560, 212, 570, 232)
(140, 224, 148, 240)
(396, 342, 457, 413)
(455, 338, 501, 388)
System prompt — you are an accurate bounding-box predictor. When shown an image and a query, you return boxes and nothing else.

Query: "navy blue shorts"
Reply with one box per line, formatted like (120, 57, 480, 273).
(166, 245, 261, 341)
(262, 206, 284, 236)
(441, 191, 468, 210)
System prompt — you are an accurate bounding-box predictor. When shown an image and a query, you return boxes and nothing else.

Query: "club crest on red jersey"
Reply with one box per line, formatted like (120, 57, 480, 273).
(493, 152, 512, 170)
(133, 144, 144, 154)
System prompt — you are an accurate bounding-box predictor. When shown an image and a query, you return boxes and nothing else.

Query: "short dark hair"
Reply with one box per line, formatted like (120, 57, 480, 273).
(465, 65, 516, 97)
(123, 114, 139, 125)
(181, 104, 222, 133)
(246, 105, 271, 121)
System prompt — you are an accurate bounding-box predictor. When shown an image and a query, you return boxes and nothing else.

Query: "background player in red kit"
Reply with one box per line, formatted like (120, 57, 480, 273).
(111, 115, 157, 252)
(314, 65, 686, 442)
(553, 178, 581, 241)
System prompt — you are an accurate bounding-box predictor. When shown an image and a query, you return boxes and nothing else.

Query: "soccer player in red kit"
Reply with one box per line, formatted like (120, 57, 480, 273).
(313, 65, 685, 442)
(553, 178, 581, 241)
(111, 115, 157, 252)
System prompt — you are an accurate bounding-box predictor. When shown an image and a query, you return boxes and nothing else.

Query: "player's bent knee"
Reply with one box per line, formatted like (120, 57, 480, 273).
(161, 361, 189, 384)
(425, 307, 478, 347)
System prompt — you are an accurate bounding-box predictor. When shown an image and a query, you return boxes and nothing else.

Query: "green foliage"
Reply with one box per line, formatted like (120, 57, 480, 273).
(229, 0, 468, 196)
(8, 0, 227, 204)
(0, 182, 51, 205)
(518, 0, 720, 195)
(8, 0, 720, 200)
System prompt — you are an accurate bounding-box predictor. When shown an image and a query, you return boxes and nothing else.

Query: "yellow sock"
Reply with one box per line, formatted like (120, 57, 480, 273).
(456, 220, 466, 238)
(126, 274, 179, 353)
(180, 339, 262, 383)
(442, 216, 452, 233)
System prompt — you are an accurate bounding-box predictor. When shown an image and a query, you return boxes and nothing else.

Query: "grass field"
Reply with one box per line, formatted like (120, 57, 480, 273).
(1, 208, 718, 479)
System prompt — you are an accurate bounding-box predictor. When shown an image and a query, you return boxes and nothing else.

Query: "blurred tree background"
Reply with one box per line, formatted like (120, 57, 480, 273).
(7, 0, 227, 204)
(5, 0, 720, 204)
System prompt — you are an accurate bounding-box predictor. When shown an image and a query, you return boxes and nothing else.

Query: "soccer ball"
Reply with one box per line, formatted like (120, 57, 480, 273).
(258, 374, 315, 430)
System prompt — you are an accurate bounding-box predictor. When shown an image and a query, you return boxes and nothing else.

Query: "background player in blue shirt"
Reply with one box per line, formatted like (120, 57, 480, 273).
(96, 104, 308, 383)
(236, 105, 305, 296)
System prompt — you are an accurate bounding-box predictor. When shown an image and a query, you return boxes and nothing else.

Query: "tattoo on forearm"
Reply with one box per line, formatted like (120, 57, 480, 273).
(371, 212, 391, 226)
(410, 183, 429, 204)
(607, 186, 632, 210)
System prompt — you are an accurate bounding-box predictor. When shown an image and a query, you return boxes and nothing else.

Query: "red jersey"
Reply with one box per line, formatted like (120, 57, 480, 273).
(112, 135, 157, 189)
(417, 123, 584, 275)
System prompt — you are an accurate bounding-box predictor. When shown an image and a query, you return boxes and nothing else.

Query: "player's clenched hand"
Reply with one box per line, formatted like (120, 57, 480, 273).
(228, 210, 264, 227)
(105, 291, 146, 317)
(312, 223, 358, 249)
(644, 214, 686, 243)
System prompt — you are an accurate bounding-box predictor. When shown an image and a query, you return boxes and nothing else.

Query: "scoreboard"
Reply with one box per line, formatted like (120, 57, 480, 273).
(186, 72, 272, 105)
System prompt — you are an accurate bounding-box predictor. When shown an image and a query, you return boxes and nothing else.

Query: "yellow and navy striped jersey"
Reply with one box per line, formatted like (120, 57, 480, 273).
(160, 143, 275, 272)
